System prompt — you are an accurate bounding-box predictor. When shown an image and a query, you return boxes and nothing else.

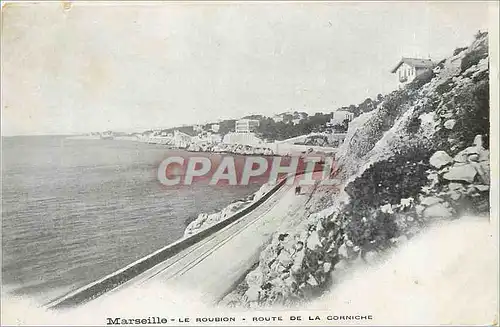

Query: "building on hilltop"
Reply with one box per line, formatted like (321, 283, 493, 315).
(391, 57, 435, 89)
(235, 119, 260, 133)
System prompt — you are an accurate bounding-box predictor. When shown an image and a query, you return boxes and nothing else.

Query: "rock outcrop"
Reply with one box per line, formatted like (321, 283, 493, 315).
(221, 32, 490, 308)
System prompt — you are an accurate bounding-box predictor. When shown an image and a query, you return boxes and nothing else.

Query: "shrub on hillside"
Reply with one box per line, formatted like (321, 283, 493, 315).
(450, 80, 490, 150)
(435, 79, 455, 95)
(344, 148, 431, 208)
(460, 47, 488, 73)
(341, 146, 432, 247)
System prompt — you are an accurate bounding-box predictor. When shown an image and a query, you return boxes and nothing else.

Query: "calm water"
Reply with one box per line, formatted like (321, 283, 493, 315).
(1, 136, 261, 300)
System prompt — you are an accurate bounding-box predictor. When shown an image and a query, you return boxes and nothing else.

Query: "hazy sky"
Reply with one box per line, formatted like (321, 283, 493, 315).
(1, 1, 492, 135)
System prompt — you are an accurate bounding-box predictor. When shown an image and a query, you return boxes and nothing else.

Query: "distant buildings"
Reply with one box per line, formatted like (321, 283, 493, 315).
(210, 124, 220, 133)
(100, 131, 114, 140)
(235, 119, 260, 133)
(272, 112, 307, 124)
(329, 110, 354, 126)
(193, 131, 222, 144)
(391, 57, 435, 89)
(193, 125, 204, 133)
(272, 114, 284, 123)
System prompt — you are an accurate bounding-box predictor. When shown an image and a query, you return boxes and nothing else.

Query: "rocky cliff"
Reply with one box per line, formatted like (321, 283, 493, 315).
(221, 32, 490, 308)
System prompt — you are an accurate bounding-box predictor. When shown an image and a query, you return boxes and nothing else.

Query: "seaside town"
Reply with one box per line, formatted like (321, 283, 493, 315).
(73, 94, 380, 156)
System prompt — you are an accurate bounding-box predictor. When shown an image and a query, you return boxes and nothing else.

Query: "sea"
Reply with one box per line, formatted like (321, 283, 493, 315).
(1, 136, 261, 302)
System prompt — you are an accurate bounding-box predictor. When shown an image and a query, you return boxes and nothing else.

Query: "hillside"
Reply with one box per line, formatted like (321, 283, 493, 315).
(220, 31, 491, 314)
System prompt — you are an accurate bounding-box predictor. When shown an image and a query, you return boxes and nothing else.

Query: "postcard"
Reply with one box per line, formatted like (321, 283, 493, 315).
(1, 1, 498, 326)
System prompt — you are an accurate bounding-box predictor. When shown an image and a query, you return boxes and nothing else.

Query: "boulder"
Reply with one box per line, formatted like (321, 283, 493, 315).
(306, 231, 322, 250)
(277, 250, 293, 267)
(448, 191, 462, 201)
(429, 150, 453, 168)
(468, 154, 479, 162)
(473, 161, 490, 184)
(294, 241, 304, 251)
(245, 269, 264, 288)
(291, 250, 305, 274)
(338, 243, 348, 258)
(479, 150, 489, 162)
(316, 220, 324, 232)
(323, 262, 332, 273)
(283, 276, 296, 289)
(270, 277, 285, 289)
(443, 164, 477, 183)
(306, 274, 319, 287)
(453, 146, 480, 163)
(473, 134, 483, 148)
(245, 287, 260, 302)
(400, 197, 414, 208)
(380, 203, 394, 214)
(475, 184, 490, 192)
(444, 119, 456, 129)
(423, 202, 453, 218)
(420, 196, 443, 206)
(448, 182, 464, 191)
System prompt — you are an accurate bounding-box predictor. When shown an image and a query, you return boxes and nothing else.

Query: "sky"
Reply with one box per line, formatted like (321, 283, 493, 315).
(1, 1, 493, 136)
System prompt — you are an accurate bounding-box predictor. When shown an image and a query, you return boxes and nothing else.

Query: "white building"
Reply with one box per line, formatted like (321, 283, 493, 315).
(211, 124, 220, 133)
(391, 57, 435, 89)
(272, 114, 284, 123)
(235, 119, 260, 133)
(329, 110, 354, 126)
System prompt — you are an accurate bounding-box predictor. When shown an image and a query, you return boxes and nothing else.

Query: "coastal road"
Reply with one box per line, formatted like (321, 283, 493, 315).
(83, 179, 315, 307)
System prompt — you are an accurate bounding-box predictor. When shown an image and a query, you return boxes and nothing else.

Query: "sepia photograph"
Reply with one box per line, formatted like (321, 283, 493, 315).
(1, 1, 499, 326)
